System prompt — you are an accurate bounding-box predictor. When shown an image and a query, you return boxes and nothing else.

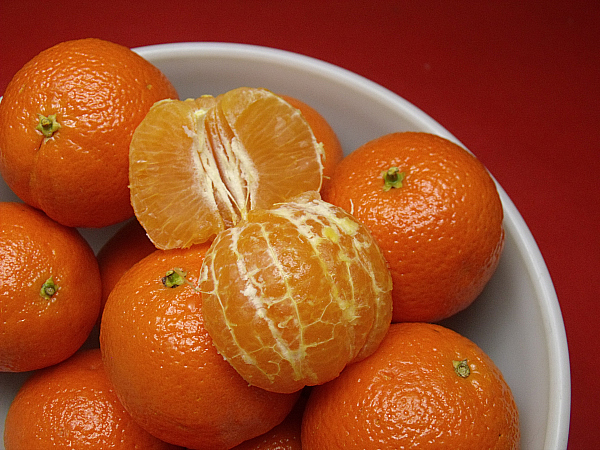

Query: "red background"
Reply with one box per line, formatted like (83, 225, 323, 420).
(1, 1, 598, 448)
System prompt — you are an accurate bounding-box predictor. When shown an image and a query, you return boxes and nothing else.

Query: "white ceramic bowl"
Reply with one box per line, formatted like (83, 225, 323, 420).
(0, 42, 570, 449)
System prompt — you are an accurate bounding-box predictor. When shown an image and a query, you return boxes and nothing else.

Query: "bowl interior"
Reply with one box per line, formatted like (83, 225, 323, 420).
(0, 42, 570, 449)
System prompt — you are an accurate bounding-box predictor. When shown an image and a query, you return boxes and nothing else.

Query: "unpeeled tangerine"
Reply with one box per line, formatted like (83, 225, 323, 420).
(199, 191, 393, 393)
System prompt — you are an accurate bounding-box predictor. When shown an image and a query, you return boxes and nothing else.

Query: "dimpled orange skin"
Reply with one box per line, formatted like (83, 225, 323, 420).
(100, 244, 300, 449)
(301, 322, 520, 449)
(231, 390, 307, 450)
(0, 38, 179, 228)
(96, 218, 156, 313)
(0, 202, 101, 372)
(3, 349, 182, 449)
(322, 132, 504, 323)
(199, 191, 393, 394)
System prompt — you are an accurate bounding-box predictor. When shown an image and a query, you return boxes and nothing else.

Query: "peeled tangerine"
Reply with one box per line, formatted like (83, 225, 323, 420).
(199, 191, 393, 393)
(129, 88, 324, 250)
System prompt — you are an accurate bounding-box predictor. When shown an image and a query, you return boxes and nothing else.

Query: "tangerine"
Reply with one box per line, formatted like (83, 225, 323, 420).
(199, 191, 393, 394)
(0, 38, 179, 228)
(278, 94, 343, 191)
(100, 244, 300, 449)
(322, 132, 504, 322)
(129, 88, 323, 249)
(301, 322, 520, 449)
(231, 389, 307, 450)
(3, 348, 181, 449)
(0, 202, 101, 372)
(96, 217, 156, 312)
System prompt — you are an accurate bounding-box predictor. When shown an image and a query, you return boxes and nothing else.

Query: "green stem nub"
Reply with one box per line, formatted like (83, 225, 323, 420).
(36, 113, 61, 138)
(381, 167, 406, 191)
(162, 268, 187, 288)
(453, 359, 471, 378)
(40, 277, 58, 300)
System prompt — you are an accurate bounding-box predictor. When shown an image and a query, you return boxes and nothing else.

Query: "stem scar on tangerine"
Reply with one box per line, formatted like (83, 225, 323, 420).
(39, 277, 59, 300)
(381, 166, 406, 191)
(36, 113, 61, 138)
(161, 268, 200, 290)
(453, 359, 471, 378)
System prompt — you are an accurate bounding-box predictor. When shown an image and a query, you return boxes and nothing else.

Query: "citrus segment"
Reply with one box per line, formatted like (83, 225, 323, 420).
(129, 97, 227, 249)
(278, 94, 344, 192)
(129, 88, 324, 250)
(199, 191, 393, 393)
(217, 88, 324, 211)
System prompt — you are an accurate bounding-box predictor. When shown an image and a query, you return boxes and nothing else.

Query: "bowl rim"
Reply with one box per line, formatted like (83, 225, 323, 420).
(133, 41, 571, 449)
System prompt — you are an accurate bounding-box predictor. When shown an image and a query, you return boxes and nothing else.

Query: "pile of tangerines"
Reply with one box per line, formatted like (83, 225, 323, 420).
(0, 38, 520, 449)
